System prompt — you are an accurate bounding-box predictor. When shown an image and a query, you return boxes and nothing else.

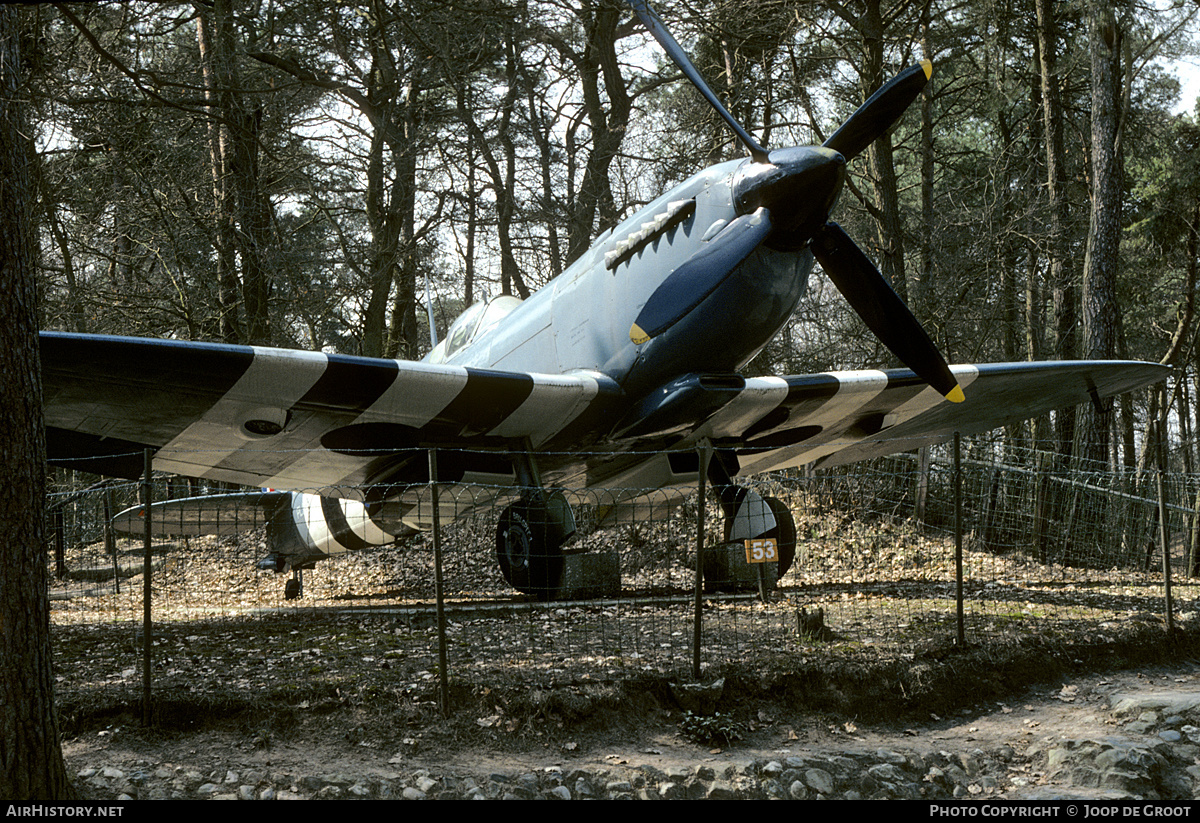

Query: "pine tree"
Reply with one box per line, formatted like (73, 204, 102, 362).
(0, 5, 75, 800)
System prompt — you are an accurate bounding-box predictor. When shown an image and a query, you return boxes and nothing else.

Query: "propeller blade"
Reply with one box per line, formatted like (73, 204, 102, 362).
(811, 222, 963, 403)
(823, 62, 932, 162)
(627, 0, 769, 163)
(631, 209, 773, 344)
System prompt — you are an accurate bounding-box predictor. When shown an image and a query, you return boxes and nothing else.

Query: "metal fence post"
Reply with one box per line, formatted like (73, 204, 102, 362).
(53, 508, 66, 579)
(1156, 421, 1175, 634)
(954, 432, 965, 647)
(141, 448, 153, 726)
(429, 448, 450, 716)
(693, 440, 711, 681)
(104, 487, 119, 594)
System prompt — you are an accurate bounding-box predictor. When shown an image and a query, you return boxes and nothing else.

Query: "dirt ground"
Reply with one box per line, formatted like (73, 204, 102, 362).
(48, 516, 1200, 795)
(58, 654, 1200, 794)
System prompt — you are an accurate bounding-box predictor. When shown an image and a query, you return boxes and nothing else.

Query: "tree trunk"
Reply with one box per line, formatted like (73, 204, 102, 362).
(362, 121, 402, 358)
(525, 65, 563, 279)
(382, 100, 420, 361)
(1035, 0, 1078, 458)
(200, 0, 275, 346)
(197, 0, 242, 343)
(248, 19, 424, 359)
(232, 104, 274, 346)
(0, 6, 75, 799)
(563, 1, 631, 266)
(1079, 0, 1124, 467)
(917, 0, 934, 318)
(452, 37, 529, 300)
(861, 0, 908, 302)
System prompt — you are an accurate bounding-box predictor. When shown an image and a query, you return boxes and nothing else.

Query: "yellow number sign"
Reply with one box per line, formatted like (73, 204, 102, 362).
(743, 538, 778, 563)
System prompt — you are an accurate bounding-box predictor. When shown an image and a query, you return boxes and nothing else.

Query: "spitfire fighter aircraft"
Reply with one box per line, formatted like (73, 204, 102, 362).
(44, 1, 1165, 599)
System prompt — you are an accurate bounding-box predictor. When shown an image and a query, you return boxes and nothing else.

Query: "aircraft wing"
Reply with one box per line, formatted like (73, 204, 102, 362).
(43, 334, 1167, 494)
(731, 361, 1168, 475)
(42, 333, 612, 492)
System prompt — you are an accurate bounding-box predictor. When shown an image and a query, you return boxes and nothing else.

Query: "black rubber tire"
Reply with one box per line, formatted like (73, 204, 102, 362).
(496, 501, 564, 600)
(284, 577, 301, 600)
(721, 490, 798, 577)
(763, 495, 797, 577)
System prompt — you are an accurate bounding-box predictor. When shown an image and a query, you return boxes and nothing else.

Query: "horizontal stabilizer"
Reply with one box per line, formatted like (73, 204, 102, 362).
(111, 491, 289, 538)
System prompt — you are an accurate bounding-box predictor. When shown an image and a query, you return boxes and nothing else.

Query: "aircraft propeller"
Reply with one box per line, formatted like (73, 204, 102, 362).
(626, 1, 964, 404)
(821, 62, 933, 162)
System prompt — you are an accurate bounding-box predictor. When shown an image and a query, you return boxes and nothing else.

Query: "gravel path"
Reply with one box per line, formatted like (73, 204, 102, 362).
(64, 662, 1200, 800)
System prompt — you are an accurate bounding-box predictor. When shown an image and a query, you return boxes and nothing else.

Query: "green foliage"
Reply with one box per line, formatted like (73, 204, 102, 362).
(678, 710, 742, 747)
(18, 0, 1199, 405)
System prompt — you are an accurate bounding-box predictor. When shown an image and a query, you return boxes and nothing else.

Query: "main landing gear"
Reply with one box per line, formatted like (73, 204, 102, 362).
(493, 448, 798, 598)
(704, 451, 798, 592)
(496, 491, 575, 600)
(495, 444, 576, 600)
(723, 488, 797, 576)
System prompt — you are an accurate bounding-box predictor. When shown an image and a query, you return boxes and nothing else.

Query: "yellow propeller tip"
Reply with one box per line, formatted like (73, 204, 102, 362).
(630, 324, 650, 345)
(945, 384, 965, 404)
(921, 60, 932, 80)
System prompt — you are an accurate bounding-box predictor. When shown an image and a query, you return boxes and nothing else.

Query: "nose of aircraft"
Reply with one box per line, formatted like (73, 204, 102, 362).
(732, 146, 846, 251)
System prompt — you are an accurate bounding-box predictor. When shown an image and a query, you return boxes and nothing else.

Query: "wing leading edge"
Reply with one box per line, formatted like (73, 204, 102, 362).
(42, 332, 615, 493)
(733, 361, 1168, 475)
(43, 333, 1167, 494)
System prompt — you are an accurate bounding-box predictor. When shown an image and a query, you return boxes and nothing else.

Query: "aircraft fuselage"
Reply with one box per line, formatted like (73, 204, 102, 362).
(438, 157, 815, 406)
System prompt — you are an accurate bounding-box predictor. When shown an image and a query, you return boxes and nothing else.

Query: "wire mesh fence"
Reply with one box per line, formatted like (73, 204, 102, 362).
(46, 437, 1197, 692)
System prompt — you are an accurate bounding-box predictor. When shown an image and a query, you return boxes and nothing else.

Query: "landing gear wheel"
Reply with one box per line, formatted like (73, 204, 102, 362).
(284, 577, 301, 600)
(496, 501, 564, 600)
(720, 492, 797, 578)
(763, 495, 797, 577)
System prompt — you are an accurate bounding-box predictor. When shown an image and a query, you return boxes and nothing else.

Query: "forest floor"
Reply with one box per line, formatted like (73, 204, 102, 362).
(47, 514, 1200, 798)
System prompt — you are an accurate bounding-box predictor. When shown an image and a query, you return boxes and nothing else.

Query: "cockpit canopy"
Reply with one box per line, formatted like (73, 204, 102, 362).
(425, 294, 523, 364)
